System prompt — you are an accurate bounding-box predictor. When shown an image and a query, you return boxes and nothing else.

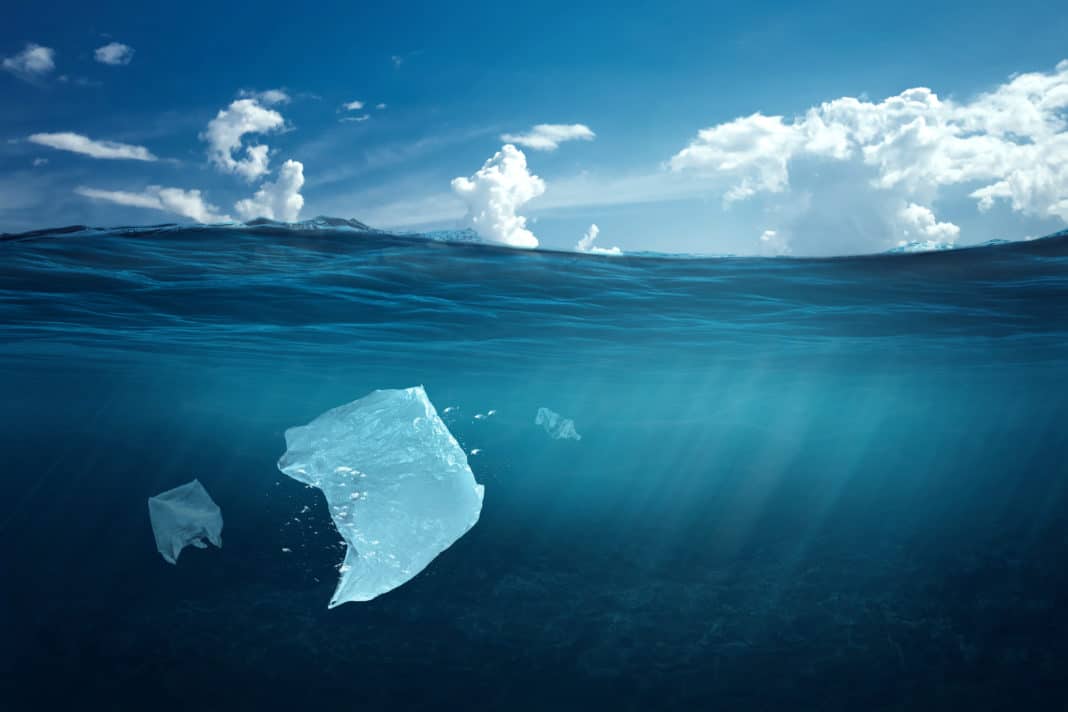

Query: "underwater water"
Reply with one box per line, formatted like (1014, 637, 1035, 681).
(2, 223, 1068, 710)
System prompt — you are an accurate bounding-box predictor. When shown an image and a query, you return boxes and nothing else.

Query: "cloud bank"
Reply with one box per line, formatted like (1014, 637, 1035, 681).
(669, 60, 1068, 253)
(29, 132, 156, 161)
(501, 124, 596, 151)
(94, 42, 134, 66)
(201, 98, 285, 181)
(451, 144, 545, 248)
(75, 186, 230, 223)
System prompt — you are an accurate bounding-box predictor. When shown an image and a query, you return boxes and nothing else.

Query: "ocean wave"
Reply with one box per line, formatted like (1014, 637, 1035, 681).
(2, 218, 1067, 375)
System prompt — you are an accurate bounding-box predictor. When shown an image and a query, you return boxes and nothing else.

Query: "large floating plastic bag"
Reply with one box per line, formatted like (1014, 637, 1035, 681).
(148, 479, 223, 564)
(277, 386, 485, 608)
(535, 407, 582, 440)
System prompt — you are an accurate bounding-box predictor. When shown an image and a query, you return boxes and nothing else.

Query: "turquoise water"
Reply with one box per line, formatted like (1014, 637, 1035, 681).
(2, 223, 1068, 709)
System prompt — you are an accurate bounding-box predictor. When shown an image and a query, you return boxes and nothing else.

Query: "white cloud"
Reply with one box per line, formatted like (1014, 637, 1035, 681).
(451, 144, 545, 248)
(898, 202, 960, 242)
(155, 188, 230, 223)
(3, 44, 55, 80)
(669, 60, 1068, 223)
(94, 42, 134, 66)
(343, 100, 365, 111)
(75, 187, 159, 210)
(238, 88, 290, 105)
(669, 113, 801, 202)
(340, 114, 370, 123)
(758, 229, 790, 256)
(259, 89, 289, 105)
(501, 124, 596, 151)
(376, 103, 387, 110)
(575, 223, 599, 251)
(575, 224, 622, 255)
(235, 159, 305, 222)
(75, 186, 230, 223)
(28, 132, 157, 161)
(201, 98, 285, 181)
(32, 157, 48, 167)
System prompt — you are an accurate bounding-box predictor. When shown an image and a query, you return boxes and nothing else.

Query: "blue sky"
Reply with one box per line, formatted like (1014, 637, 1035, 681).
(2, 0, 1067, 254)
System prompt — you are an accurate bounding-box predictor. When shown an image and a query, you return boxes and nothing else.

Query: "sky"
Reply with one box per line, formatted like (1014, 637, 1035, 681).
(2, 0, 1067, 255)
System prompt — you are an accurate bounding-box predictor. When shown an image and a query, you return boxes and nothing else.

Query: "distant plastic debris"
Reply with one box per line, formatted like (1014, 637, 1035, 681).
(535, 407, 582, 441)
(277, 386, 485, 608)
(148, 479, 223, 564)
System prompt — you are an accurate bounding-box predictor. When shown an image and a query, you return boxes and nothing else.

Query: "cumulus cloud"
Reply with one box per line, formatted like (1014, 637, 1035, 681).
(32, 157, 48, 167)
(3, 44, 55, 80)
(669, 60, 1068, 224)
(201, 98, 286, 181)
(28, 132, 157, 161)
(576, 223, 601, 251)
(898, 202, 960, 243)
(340, 114, 370, 123)
(451, 144, 545, 248)
(575, 224, 622, 255)
(501, 124, 596, 151)
(376, 103, 387, 110)
(669, 113, 801, 202)
(343, 100, 364, 111)
(75, 186, 230, 223)
(234, 159, 305, 222)
(94, 42, 134, 66)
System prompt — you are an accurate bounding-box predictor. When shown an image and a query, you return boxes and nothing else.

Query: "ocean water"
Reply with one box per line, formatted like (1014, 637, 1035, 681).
(2, 223, 1067, 710)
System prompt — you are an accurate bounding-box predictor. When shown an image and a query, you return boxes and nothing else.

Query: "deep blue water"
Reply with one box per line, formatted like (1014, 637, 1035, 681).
(2, 223, 1068, 710)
